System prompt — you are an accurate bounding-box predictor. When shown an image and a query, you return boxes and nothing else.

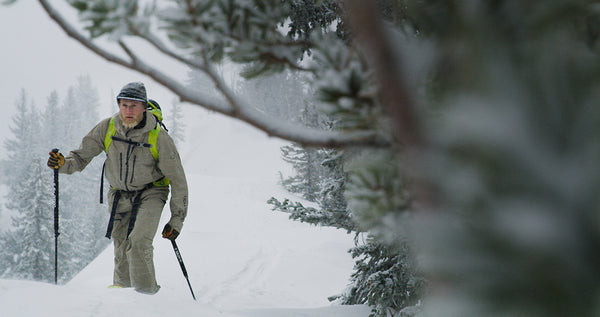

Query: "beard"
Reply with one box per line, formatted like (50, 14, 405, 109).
(120, 113, 143, 129)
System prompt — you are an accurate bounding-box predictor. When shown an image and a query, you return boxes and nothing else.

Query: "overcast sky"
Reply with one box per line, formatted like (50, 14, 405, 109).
(0, 1, 181, 139)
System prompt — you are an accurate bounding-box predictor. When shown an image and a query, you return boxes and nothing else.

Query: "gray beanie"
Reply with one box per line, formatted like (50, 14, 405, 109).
(116, 82, 147, 104)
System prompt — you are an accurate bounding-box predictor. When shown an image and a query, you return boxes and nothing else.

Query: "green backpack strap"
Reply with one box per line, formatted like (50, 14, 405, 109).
(148, 123, 170, 187)
(148, 100, 163, 122)
(104, 117, 116, 152)
(101, 117, 117, 203)
(148, 123, 160, 160)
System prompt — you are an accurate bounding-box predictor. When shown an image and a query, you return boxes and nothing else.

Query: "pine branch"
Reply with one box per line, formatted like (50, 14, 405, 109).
(342, 0, 421, 147)
(268, 197, 357, 233)
(36, 0, 391, 148)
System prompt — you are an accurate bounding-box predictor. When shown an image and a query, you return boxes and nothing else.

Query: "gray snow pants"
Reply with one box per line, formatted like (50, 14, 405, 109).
(108, 186, 169, 294)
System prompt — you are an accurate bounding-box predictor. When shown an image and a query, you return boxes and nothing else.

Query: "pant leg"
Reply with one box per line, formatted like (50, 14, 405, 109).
(127, 187, 168, 294)
(110, 190, 134, 287)
(113, 232, 131, 287)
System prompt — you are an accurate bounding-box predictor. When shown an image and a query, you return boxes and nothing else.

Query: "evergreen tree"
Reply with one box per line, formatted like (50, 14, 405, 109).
(168, 98, 186, 147)
(0, 234, 20, 277)
(2, 90, 40, 187)
(318, 148, 347, 213)
(271, 125, 419, 317)
(71, 75, 100, 138)
(268, 3, 421, 316)
(236, 69, 307, 121)
(41, 91, 61, 150)
(279, 144, 321, 201)
(278, 103, 327, 201)
(0, 89, 44, 279)
(187, 66, 227, 107)
(0, 77, 109, 284)
(2, 159, 55, 282)
(340, 236, 425, 317)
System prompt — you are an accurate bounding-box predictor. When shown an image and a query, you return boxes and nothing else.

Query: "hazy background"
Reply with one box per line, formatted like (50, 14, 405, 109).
(0, 1, 182, 141)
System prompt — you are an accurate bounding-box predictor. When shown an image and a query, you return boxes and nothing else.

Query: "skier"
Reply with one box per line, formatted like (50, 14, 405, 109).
(47, 82, 188, 294)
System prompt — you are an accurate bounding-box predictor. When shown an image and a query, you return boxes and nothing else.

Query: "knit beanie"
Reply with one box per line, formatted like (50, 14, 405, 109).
(116, 82, 147, 104)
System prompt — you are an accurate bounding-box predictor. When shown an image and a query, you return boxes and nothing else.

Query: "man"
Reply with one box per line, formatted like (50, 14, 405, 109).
(47, 82, 188, 294)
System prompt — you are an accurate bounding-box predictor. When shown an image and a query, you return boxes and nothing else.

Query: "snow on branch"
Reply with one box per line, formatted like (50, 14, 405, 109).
(37, 0, 390, 148)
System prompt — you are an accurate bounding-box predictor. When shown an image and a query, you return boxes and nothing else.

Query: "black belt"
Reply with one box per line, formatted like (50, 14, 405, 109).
(105, 182, 155, 240)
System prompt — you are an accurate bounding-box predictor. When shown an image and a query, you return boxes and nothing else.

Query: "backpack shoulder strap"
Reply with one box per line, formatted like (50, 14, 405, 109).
(148, 123, 170, 187)
(100, 117, 116, 204)
(104, 117, 116, 152)
(148, 123, 160, 161)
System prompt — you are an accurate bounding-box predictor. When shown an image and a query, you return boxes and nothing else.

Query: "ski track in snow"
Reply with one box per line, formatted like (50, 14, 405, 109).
(199, 243, 281, 307)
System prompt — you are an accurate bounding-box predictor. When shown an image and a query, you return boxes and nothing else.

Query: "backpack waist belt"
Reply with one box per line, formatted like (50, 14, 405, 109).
(104, 182, 157, 240)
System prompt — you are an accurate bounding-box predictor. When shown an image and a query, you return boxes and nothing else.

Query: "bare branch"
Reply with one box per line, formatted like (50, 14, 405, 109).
(127, 21, 252, 116)
(127, 24, 243, 115)
(130, 26, 207, 72)
(118, 41, 137, 64)
(256, 51, 312, 72)
(200, 54, 242, 114)
(38, 0, 233, 114)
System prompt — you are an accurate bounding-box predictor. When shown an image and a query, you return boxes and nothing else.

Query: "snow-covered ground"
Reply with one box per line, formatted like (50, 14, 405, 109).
(0, 107, 369, 317)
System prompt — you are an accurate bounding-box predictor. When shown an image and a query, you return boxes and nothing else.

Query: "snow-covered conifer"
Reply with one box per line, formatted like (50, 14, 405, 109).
(168, 99, 186, 147)
(2, 159, 54, 282)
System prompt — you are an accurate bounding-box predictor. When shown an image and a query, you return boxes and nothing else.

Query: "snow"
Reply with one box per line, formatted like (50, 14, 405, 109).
(0, 106, 369, 317)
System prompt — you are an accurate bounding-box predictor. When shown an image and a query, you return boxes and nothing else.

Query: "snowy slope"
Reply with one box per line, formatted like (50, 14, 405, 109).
(0, 106, 369, 317)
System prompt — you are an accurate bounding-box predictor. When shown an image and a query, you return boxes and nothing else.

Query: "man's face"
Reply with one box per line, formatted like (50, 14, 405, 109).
(119, 99, 146, 127)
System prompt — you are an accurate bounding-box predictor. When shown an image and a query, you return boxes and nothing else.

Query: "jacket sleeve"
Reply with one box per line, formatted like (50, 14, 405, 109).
(59, 118, 109, 175)
(156, 132, 188, 232)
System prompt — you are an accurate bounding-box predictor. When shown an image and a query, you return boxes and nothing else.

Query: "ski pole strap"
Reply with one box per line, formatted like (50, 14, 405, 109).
(105, 191, 121, 239)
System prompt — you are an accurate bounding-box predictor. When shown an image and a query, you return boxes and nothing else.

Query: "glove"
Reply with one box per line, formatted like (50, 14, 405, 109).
(162, 223, 179, 241)
(47, 150, 65, 169)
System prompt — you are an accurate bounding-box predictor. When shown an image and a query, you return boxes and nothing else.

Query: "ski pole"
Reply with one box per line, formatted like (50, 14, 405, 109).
(170, 239, 196, 300)
(51, 148, 60, 285)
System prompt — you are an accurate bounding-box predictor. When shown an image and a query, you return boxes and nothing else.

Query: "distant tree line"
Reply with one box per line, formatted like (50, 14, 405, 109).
(0, 76, 108, 283)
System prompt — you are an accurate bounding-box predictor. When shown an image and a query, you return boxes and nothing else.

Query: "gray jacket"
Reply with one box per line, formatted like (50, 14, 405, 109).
(59, 112, 188, 231)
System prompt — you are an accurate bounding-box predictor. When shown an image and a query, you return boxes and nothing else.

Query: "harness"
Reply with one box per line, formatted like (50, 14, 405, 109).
(104, 183, 154, 239)
(102, 117, 170, 240)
